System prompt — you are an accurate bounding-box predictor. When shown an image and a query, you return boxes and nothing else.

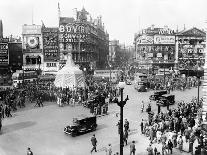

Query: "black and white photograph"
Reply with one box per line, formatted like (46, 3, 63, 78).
(0, 0, 207, 155)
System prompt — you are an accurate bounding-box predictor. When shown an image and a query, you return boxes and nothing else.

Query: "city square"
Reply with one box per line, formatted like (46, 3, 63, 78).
(0, 0, 207, 155)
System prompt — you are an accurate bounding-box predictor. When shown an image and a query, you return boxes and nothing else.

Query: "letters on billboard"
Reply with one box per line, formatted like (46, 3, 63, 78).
(154, 35, 175, 44)
(0, 43, 9, 65)
(42, 27, 59, 61)
(137, 35, 153, 44)
(59, 22, 89, 43)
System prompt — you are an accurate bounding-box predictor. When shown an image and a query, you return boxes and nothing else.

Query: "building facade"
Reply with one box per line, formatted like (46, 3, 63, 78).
(22, 25, 43, 73)
(134, 25, 176, 74)
(176, 27, 206, 73)
(59, 8, 109, 71)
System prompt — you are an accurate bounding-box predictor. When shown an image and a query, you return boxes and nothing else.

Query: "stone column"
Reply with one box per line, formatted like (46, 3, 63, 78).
(202, 24, 207, 121)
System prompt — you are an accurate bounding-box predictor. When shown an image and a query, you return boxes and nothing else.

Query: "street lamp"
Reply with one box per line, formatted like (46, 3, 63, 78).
(197, 66, 202, 106)
(115, 72, 129, 155)
(22, 66, 25, 86)
(109, 64, 112, 87)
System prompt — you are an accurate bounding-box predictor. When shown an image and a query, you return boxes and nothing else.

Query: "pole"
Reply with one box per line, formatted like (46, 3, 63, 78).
(164, 67, 166, 88)
(109, 65, 111, 87)
(78, 31, 81, 63)
(198, 77, 200, 105)
(120, 88, 124, 155)
(22, 67, 24, 86)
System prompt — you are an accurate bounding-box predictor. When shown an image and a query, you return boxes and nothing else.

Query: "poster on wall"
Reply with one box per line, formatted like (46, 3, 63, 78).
(0, 43, 9, 65)
(154, 35, 175, 44)
(137, 35, 153, 44)
(42, 27, 59, 61)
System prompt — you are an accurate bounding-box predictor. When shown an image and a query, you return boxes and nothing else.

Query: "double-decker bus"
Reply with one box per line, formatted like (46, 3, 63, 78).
(12, 70, 38, 87)
(93, 70, 120, 83)
(134, 73, 148, 91)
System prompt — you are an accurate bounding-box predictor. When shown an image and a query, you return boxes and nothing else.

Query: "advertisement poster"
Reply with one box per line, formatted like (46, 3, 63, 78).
(137, 35, 153, 44)
(154, 35, 175, 44)
(59, 19, 89, 43)
(0, 43, 9, 65)
(42, 27, 59, 61)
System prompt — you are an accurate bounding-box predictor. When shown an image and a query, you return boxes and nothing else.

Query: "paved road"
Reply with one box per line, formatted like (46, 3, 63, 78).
(0, 85, 202, 155)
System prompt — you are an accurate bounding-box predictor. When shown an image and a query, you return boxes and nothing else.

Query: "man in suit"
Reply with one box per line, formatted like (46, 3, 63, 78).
(130, 141, 136, 155)
(91, 134, 97, 153)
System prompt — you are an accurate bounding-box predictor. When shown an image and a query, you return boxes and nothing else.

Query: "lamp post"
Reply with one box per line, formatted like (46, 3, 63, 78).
(115, 72, 129, 155)
(109, 64, 112, 87)
(197, 66, 202, 106)
(22, 66, 25, 86)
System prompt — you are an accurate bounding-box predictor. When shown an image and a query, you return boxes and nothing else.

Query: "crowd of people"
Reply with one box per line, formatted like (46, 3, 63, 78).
(141, 97, 207, 155)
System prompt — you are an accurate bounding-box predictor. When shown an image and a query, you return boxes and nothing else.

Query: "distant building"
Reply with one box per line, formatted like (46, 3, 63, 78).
(59, 7, 109, 70)
(109, 40, 119, 63)
(22, 24, 43, 73)
(176, 27, 206, 72)
(134, 25, 176, 74)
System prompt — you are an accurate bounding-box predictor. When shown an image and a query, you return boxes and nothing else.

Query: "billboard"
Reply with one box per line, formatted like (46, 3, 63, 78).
(59, 20, 89, 43)
(137, 35, 153, 44)
(42, 27, 59, 61)
(22, 25, 41, 34)
(0, 43, 9, 65)
(154, 35, 175, 44)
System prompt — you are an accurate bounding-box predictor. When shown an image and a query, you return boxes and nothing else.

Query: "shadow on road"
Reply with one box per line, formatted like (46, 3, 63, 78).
(2, 121, 36, 134)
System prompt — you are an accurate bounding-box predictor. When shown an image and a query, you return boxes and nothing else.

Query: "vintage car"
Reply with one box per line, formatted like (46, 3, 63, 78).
(157, 94, 175, 106)
(64, 115, 97, 137)
(149, 90, 168, 101)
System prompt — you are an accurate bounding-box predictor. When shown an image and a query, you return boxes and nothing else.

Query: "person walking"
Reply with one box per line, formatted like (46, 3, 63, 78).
(167, 139, 173, 154)
(146, 143, 153, 155)
(177, 136, 183, 152)
(27, 147, 33, 155)
(91, 134, 97, 153)
(106, 144, 112, 155)
(129, 141, 136, 155)
(140, 119, 144, 134)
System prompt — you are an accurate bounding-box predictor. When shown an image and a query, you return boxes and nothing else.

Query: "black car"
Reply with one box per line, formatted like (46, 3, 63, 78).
(149, 90, 168, 101)
(157, 94, 175, 106)
(64, 115, 97, 137)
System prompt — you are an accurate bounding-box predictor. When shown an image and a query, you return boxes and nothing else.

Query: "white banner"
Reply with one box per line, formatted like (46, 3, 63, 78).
(154, 35, 175, 44)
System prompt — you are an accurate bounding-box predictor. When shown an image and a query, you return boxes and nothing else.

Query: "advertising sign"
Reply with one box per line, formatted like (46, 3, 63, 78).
(157, 53, 162, 58)
(154, 35, 175, 44)
(42, 27, 59, 61)
(0, 43, 9, 65)
(22, 25, 41, 34)
(148, 53, 153, 58)
(59, 22, 89, 43)
(137, 35, 153, 44)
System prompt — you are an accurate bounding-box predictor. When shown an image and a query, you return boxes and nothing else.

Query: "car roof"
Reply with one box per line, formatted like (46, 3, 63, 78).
(74, 114, 95, 120)
(161, 94, 175, 97)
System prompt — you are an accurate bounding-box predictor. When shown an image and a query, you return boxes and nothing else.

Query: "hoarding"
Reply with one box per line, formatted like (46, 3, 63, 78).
(137, 35, 153, 44)
(0, 43, 9, 65)
(22, 25, 41, 34)
(59, 21, 89, 43)
(154, 35, 175, 44)
(42, 27, 59, 61)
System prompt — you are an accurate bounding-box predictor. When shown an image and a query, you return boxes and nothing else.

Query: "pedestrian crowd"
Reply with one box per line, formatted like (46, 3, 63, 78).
(140, 97, 207, 155)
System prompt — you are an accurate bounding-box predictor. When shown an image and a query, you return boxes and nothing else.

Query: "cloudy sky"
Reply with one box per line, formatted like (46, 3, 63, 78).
(0, 0, 206, 45)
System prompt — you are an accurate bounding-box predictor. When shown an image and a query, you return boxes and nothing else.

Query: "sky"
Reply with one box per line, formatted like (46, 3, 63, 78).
(0, 0, 206, 45)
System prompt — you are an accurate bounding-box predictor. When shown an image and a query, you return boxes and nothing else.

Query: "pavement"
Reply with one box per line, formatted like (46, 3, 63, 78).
(0, 84, 203, 155)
